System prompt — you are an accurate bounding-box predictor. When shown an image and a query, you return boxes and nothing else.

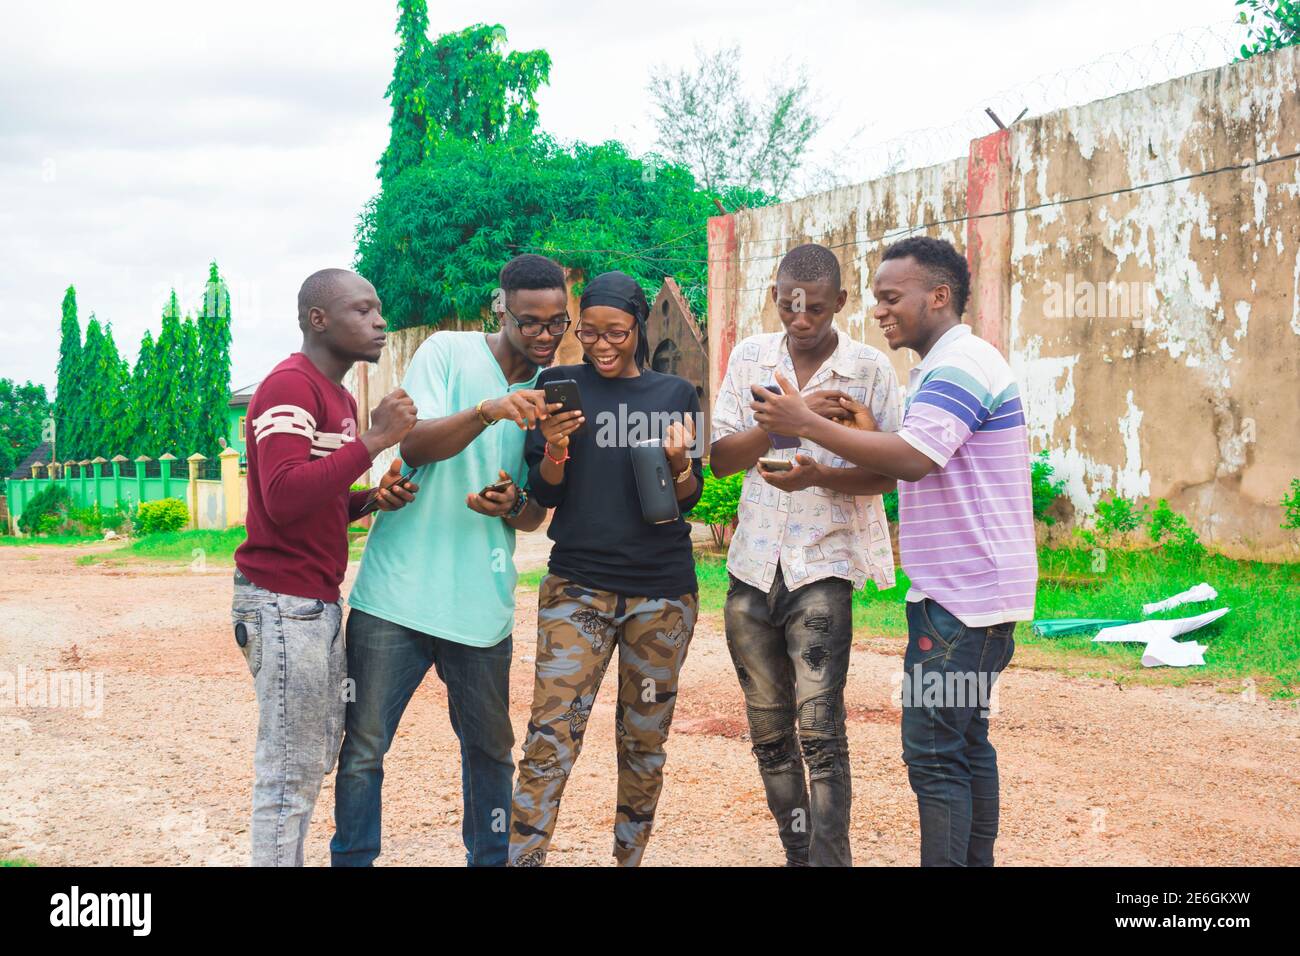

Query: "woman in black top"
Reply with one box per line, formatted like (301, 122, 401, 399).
(507, 272, 703, 867)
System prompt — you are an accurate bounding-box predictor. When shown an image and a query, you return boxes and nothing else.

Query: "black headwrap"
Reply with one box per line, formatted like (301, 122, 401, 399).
(579, 271, 650, 369)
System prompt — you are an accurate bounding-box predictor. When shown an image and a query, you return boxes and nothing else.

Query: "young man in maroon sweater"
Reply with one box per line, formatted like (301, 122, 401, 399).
(232, 268, 418, 866)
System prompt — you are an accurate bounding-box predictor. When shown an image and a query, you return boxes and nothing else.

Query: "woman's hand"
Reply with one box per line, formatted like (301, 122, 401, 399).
(663, 414, 696, 475)
(539, 408, 584, 450)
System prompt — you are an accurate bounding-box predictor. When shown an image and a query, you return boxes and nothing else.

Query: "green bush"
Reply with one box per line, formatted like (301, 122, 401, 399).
(1031, 450, 1068, 525)
(17, 485, 73, 535)
(689, 465, 745, 548)
(1076, 493, 1146, 548)
(1281, 477, 1300, 532)
(136, 497, 190, 535)
(1147, 498, 1205, 560)
(882, 489, 898, 524)
(66, 504, 132, 536)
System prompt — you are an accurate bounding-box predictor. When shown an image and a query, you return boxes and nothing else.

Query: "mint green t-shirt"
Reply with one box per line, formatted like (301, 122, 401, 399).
(348, 331, 539, 646)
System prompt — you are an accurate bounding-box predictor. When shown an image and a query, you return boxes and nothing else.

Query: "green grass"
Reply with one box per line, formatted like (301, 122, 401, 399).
(0, 858, 36, 867)
(0, 533, 101, 546)
(688, 547, 1299, 695)
(74, 527, 248, 566)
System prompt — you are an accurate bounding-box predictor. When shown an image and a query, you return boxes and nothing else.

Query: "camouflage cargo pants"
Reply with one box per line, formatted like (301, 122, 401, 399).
(508, 574, 697, 867)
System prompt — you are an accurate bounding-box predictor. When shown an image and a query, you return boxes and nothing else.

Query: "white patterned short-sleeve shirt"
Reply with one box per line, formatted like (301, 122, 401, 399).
(711, 331, 903, 594)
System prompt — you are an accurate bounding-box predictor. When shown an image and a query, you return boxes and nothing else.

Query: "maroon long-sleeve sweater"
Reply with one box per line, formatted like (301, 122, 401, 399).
(234, 352, 374, 601)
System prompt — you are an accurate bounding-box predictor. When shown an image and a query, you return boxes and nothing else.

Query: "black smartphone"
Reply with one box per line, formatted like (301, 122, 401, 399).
(543, 378, 585, 434)
(630, 441, 680, 525)
(358, 463, 417, 516)
(481, 477, 513, 496)
(758, 383, 801, 450)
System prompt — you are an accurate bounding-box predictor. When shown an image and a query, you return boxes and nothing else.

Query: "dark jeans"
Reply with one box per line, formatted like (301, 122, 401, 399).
(723, 570, 853, 867)
(330, 609, 515, 867)
(901, 598, 1015, 867)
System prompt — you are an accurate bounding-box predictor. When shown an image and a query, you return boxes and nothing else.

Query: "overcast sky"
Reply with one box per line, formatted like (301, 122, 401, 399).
(0, 0, 1244, 394)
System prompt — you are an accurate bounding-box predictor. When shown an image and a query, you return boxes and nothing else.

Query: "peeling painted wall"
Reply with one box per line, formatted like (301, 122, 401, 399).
(709, 45, 1300, 560)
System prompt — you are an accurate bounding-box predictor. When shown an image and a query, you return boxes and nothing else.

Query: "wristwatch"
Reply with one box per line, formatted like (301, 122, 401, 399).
(673, 461, 693, 484)
(475, 398, 496, 427)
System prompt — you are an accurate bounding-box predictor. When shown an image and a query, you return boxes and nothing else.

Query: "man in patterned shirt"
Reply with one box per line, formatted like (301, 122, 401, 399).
(710, 243, 902, 866)
(751, 237, 1036, 867)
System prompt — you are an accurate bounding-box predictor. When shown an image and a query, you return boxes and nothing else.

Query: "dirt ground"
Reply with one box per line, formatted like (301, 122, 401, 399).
(2, 537, 1298, 867)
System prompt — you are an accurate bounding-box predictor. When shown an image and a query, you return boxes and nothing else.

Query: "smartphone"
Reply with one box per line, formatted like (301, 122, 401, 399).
(358, 463, 417, 516)
(759, 384, 801, 450)
(481, 477, 513, 496)
(544, 379, 585, 435)
(757, 456, 795, 472)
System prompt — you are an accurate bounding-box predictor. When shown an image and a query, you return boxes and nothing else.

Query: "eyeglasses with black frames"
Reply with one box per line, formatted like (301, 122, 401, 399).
(504, 306, 571, 338)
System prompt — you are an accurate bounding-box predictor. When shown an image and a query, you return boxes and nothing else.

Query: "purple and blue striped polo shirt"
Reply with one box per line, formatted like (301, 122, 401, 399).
(896, 324, 1037, 627)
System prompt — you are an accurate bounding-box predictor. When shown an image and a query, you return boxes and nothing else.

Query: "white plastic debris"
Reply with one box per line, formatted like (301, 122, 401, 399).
(1142, 582, 1217, 616)
(1093, 607, 1230, 668)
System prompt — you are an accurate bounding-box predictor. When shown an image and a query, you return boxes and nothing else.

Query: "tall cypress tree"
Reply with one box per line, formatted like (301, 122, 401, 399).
(197, 261, 232, 459)
(128, 330, 155, 458)
(178, 315, 202, 456)
(79, 315, 106, 457)
(378, 0, 431, 183)
(149, 291, 184, 458)
(54, 285, 82, 462)
(98, 324, 130, 456)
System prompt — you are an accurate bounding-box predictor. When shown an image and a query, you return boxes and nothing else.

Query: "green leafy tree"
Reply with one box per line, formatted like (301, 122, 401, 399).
(1237, 0, 1300, 58)
(178, 315, 203, 454)
(379, 8, 550, 182)
(54, 285, 83, 461)
(359, 135, 717, 330)
(0, 379, 51, 477)
(93, 323, 131, 456)
(196, 261, 233, 458)
(379, 0, 432, 183)
(647, 43, 821, 200)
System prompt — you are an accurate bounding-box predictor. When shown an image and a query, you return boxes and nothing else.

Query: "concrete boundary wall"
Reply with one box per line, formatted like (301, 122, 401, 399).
(707, 45, 1300, 560)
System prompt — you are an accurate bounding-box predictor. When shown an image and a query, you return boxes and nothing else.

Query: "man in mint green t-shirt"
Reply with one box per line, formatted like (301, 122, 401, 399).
(330, 255, 568, 867)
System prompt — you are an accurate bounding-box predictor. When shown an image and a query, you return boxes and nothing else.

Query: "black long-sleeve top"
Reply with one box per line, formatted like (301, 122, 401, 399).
(526, 363, 704, 598)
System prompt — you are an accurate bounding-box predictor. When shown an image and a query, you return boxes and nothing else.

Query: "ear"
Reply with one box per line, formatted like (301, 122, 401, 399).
(769, 284, 778, 305)
(834, 288, 848, 312)
(931, 283, 951, 311)
(307, 305, 328, 334)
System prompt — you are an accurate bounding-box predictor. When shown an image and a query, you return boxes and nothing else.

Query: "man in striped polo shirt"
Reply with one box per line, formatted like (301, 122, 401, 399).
(751, 236, 1036, 866)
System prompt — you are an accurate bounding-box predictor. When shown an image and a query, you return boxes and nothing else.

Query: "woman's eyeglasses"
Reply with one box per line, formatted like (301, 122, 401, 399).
(575, 325, 634, 345)
(505, 307, 571, 338)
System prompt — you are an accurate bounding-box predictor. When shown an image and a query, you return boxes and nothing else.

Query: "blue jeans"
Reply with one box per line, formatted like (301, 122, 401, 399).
(329, 609, 515, 867)
(233, 570, 347, 867)
(900, 599, 1015, 867)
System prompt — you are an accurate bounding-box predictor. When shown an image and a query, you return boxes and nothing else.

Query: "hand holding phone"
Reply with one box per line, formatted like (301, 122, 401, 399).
(467, 470, 519, 518)
(359, 459, 419, 515)
(756, 456, 794, 472)
(756, 384, 801, 450)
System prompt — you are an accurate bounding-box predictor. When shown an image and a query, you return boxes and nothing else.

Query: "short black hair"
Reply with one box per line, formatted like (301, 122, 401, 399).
(776, 243, 842, 289)
(298, 268, 359, 325)
(881, 236, 970, 316)
(499, 254, 566, 301)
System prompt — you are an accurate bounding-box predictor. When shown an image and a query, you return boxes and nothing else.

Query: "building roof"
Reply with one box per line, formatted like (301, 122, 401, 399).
(228, 381, 260, 409)
(8, 441, 52, 480)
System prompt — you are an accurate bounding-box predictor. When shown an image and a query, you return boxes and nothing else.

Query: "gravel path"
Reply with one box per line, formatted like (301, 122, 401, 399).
(1, 539, 1297, 866)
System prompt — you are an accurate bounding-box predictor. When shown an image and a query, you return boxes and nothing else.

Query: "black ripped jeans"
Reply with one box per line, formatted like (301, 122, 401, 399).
(723, 569, 853, 866)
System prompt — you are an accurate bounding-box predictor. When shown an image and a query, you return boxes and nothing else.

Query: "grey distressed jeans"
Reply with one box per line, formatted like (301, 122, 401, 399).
(723, 568, 854, 867)
(232, 570, 346, 867)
